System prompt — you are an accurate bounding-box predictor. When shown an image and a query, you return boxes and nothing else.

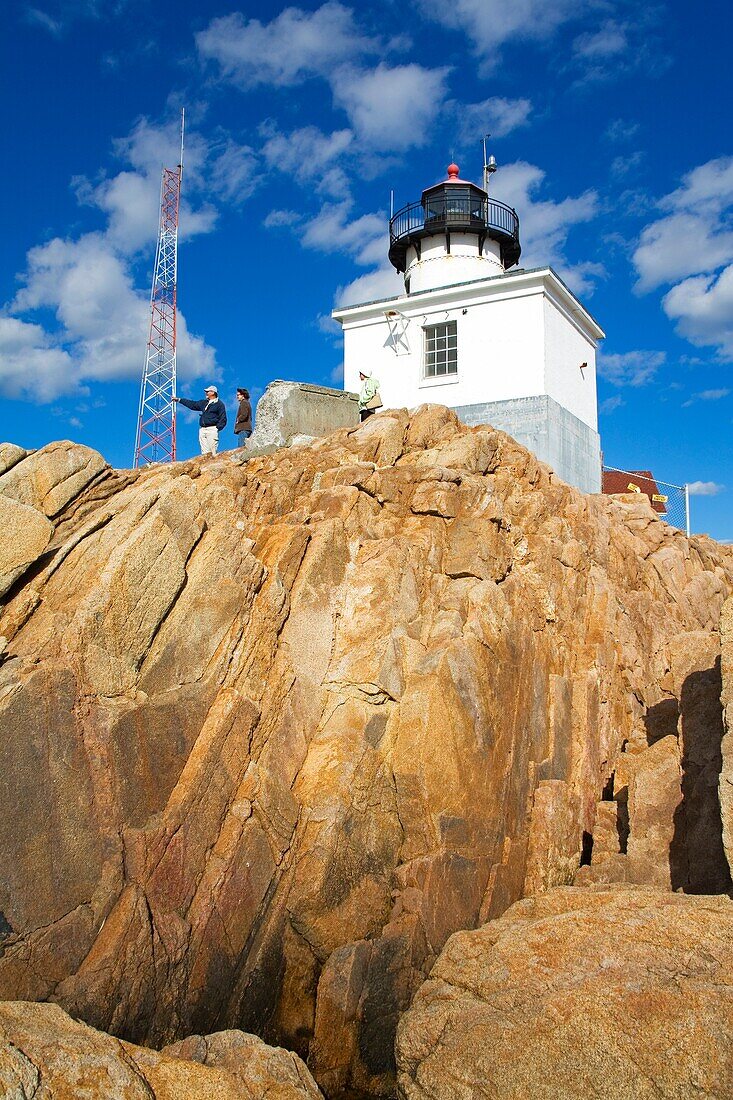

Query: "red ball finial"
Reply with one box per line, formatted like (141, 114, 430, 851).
(447, 163, 460, 180)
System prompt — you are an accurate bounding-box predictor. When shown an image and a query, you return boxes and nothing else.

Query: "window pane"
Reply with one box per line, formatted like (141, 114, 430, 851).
(424, 321, 458, 379)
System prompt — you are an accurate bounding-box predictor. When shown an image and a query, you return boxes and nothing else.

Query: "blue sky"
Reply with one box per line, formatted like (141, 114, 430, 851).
(2, 0, 732, 537)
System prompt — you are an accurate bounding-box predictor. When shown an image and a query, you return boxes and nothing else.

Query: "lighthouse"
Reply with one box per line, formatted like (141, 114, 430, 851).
(332, 159, 604, 494)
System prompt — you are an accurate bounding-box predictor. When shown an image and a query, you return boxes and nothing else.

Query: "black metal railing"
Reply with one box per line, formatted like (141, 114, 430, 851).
(390, 196, 519, 245)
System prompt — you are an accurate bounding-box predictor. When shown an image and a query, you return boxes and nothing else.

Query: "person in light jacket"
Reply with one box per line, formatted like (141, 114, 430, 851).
(234, 387, 252, 446)
(358, 371, 381, 422)
(173, 385, 227, 455)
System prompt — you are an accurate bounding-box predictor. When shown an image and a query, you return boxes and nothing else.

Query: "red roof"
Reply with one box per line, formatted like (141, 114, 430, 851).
(602, 469, 668, 514)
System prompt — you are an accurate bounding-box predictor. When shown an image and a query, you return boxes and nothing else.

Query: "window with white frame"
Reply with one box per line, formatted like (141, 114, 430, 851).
(423, 321, 457, 378)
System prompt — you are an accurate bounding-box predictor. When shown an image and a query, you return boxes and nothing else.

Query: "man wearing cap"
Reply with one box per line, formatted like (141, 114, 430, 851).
(173, 385, 227, 456)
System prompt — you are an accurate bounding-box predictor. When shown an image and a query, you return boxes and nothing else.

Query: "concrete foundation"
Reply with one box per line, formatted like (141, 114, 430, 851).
(248, 381, 359, 453)
(453, 394, 602, 494)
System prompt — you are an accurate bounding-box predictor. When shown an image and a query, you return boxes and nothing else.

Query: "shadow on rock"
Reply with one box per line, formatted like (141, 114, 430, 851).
(671, 659, 731, 893)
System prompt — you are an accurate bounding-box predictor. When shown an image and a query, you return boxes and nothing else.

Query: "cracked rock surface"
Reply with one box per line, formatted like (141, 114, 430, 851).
(0, 1000, 322, 1098)
(1, 408, 732, 1098)
(396, 886, 733, 1099)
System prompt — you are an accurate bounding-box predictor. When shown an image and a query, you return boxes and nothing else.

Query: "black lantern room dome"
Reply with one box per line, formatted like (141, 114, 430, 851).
(388, 163, 521, 274)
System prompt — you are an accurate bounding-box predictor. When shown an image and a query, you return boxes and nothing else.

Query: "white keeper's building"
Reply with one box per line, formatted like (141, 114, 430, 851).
(332, 162, 605, 493)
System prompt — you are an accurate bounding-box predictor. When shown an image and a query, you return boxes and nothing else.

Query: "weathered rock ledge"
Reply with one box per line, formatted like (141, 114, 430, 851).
(397, 885, 733, 1099)
(0, 1000, 322, 1098)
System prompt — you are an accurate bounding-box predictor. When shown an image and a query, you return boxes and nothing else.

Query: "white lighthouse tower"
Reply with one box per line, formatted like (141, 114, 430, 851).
(332, 158, 605, 493)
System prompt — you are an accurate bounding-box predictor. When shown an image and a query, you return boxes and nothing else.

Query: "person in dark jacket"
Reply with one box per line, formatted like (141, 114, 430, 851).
(173, 385, 227, 455)
(234, 387, 252, 447)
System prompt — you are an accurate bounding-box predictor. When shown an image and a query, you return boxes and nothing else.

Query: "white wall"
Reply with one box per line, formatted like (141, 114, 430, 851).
(405, 233, 503, 293)
(339, 270, 602, 433)
(543, 296, 598, 430)
(344, 289, 545, 413)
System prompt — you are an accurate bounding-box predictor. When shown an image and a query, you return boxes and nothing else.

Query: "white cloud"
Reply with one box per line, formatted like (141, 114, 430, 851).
(453, 96, 531, 145)
(196, 2, 380, 89)
(568, 10, 669, 86)
(662, 267, 733, 360)
(0, 316, 76, 401)
(335, 265, 403, 308)
(318, 314, 342, 337)
(300, 202, 386, 266)
(113, 117, 195, 181)
(331, 63, 450, 152)
(634, 212, 733, 294)
(263, 209, 302, 229)
(263, 194, 396, 309)
(210, 141, 260, 205)
(14, 234, 136, 351)
(3, 117, 219, 403)
(688, 480, 725, 496)
(262, 126, 354, 198)
(597, 349, 665, 387)
(633, 157, 733, 360)
(25, 0, 127, 35)
(416, 0, 583, 60)
(197, 6, 442, 156)
(79, 170, 159, 254)
(561, 260, 607, 297)
(489, 161, 599, 284)
(11, 233, 214, 393)
(682, 387, 730, 406)
(610, 150, 644, 180)
(26, 6, 62, 34)
(660, 157, 733, 215)
(605, 118, 640, 143)
(74, 117, 218, 255)
(697, 388, 730, 400)
(573, 20, 627, 58)
(633, 157, 733, 292)
(599, 395, 625, 414)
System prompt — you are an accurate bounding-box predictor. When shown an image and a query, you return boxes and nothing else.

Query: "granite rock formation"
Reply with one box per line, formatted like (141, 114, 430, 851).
(720, 596, 733, 867)
(396, 886, 733, 1099)
(576, 624, 731, 894)
(1, 408, 732, 1098)
(0, 1000, 322, 1098)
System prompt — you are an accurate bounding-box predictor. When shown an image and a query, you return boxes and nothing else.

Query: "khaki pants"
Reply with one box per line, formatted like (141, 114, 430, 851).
(199, 426, 219, 455)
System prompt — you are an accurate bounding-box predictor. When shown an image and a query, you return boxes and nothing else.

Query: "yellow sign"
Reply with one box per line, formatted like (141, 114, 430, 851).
(627, 482, 641, 493)
(652, 494, 668, 503)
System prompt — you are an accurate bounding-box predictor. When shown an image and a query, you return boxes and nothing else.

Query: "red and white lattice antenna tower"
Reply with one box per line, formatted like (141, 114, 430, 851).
(133, 109, 185, 466)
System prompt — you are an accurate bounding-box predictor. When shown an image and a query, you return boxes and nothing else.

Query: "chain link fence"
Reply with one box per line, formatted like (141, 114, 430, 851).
(602, 467, 690, 535)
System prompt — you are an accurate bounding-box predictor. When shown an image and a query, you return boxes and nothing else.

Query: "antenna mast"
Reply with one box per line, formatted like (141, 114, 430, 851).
(133, 109, 184, 467)
(482, 133, 497, 192)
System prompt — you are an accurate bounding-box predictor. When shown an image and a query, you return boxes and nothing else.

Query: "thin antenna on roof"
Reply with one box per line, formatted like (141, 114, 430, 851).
(482, 133, 497, 192)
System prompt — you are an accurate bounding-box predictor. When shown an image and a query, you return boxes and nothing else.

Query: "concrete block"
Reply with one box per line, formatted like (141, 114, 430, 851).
(453, 394, 602, 494)
(247, 381, 359, 452)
